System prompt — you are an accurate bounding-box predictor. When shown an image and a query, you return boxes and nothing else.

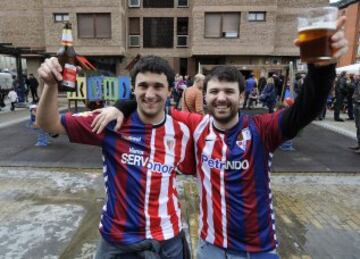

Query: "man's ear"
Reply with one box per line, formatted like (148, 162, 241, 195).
(168, 87, 172, 97)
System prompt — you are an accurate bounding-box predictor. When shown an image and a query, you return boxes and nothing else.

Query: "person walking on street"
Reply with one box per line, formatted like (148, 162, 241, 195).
(346, 74, 356, 120)
(181, 73, 205, 115)
(8, 88, 18, 111)
(29, 104, 49, 147)
(28, 74, 39, 103)
(350, 74, 360, 153)
(242, 73, 257, 109)
(260, 77, 277, 113)
(91, 15, 348, 259)
(334, 71, 347, 121)
(36, 55, 195, 259)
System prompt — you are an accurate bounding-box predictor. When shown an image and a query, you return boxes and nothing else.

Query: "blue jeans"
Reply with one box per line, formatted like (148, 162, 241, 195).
(197, 239, 279, 259)
(95, 233, 184, 259)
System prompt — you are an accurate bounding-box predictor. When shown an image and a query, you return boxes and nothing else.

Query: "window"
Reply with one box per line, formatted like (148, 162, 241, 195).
(128, 0, 140, 7)
(248, 12, 266, 22)
(129, 17, 140, 35)
(143, 0, 174, 8)
(177, 17, 188, 47)
(143, 18, 173, 48)
(129, 18, 140, 47)
(177, 0, 188, 7)
(54, 13, 69, 23)
(77, 13, 111, 39)
(205, 13, 240, 38)
(177, 17, 188, 35)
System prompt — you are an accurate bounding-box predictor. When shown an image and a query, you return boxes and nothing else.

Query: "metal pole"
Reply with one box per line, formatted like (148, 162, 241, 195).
(15, 53, 25, 103)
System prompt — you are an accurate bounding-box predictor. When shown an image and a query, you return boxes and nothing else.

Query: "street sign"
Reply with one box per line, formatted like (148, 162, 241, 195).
(103, 77, 118, 101)
(66, 76, 131, 101)
(67, 77, 87, 100)
(118, 76, 131, 100)
(87, 76, 103, 101)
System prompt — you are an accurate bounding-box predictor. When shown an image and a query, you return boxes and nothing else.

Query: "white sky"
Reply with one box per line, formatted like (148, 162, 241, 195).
(329, 0, 341, 3)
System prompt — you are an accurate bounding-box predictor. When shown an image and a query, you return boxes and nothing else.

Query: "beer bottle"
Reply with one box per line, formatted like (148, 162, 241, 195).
(57, 22, 77, 92)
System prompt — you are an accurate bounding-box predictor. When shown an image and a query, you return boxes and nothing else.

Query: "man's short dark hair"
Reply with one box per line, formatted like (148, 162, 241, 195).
(203, 66, 245, 93)
(131, 55, 175, 88)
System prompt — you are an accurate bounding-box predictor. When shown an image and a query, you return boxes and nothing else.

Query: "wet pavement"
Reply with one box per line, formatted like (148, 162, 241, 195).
(0, 105, 359, 258)
(0, 167, 103, 259)
(1, 120, 360, 173)
(0, 168, 359, 259)
(181, 174, 360, 259)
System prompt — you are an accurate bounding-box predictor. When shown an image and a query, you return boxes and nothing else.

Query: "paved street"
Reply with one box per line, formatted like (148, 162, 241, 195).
(1, 107, 359, 172)
(0, 104, 359, 258)
(1, 168, 359, 259)
(182, 174, 360, 259)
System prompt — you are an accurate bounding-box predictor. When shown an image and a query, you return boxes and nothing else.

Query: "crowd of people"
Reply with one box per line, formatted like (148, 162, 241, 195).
(0, 73, 39, 112)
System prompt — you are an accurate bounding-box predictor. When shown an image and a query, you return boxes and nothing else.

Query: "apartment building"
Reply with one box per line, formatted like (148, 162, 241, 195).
(332, 0, 360, 66)
(0, 0, 329, 79)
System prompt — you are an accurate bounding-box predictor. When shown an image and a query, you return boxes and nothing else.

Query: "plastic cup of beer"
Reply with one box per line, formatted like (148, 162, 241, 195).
(297, 7, 338, 63)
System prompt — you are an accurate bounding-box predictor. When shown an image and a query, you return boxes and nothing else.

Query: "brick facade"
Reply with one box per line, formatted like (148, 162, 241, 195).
(0, 0, 330, 77)
(336, 1, 360, 67)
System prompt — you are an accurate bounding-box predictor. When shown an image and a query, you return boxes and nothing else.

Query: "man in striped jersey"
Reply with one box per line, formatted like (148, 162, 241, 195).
(92, 16, 348, 259)
(36, 56, 195, 258)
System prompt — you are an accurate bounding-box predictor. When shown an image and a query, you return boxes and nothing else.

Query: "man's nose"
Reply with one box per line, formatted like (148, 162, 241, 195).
(216, 91, 227, 101)
(145, 88, 156, 99)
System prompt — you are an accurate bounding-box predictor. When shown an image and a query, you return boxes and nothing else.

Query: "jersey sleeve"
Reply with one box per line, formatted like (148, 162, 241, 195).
(170, 107, 204, 132)
(252, 110, 285, 152)
(175, 122, 196, 176)
(61, 112, 105, 146)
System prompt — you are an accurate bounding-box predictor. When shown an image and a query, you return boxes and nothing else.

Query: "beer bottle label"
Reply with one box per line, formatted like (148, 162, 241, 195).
(62, 63, 77, 89)
(61, 29, 73, 46)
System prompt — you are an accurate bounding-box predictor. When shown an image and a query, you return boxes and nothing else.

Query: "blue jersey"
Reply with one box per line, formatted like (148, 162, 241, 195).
(172, 109, 284, 253)
(61, 111, 195, 245)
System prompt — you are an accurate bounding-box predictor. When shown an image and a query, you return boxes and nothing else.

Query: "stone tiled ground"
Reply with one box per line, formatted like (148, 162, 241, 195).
(0, 168, 359, 259)
(178, 174, 360, 259)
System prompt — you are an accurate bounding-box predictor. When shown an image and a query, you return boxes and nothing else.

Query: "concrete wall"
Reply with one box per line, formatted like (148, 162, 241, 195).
(0, 0, 45, 50)
(338, 2, 360, 67)
(0, 0, 339, 76)
(42, 0, 126, 56)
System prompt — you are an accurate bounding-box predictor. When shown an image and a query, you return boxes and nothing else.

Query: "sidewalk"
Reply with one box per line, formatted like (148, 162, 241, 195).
(0, 97, 72, 129)
(181, 174, 360, 259)
(312, 109, 357, 140)
(1, 168, 358, 259)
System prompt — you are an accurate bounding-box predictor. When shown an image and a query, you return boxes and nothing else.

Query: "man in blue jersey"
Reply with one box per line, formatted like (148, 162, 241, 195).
(242, 73, 257, 109)
(91, 16, 348, 259)
(36, 56, 195, 259)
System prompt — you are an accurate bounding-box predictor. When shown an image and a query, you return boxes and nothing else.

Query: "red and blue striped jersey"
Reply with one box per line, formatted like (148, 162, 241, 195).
(61, 111, 195, 245)
(171, 109, 284, 253)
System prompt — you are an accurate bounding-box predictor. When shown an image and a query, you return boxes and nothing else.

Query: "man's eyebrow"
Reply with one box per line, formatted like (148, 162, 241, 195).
(137, 81, 165, 87)
(137, 81, 148, 86)
(154, 82, 165, 87)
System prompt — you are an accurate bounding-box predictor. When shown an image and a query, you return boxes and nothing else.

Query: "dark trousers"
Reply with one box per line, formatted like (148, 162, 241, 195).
(10, 102, 15, 111)
(243, 91, 250, 109)
(334, 92, 344, 119)
(347, 95, 354, 119)
(319, 105, 327, 119)
(30, 87, 39, 102)
(0, 92, 5, 107)
(95, 232, 185, 259)
(354, 103, 360, 145)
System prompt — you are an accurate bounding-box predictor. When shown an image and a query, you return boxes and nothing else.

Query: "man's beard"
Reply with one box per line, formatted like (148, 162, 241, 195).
(207, 104, 239, 124)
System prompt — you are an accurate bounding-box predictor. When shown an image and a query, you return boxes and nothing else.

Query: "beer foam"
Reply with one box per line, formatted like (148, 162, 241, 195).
(298, 22, 336, 32)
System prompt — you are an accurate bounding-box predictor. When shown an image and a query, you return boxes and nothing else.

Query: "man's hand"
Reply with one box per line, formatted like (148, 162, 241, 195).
(91, 107, 124, 134)
(294, 15, 348, 66)
(36, 57, 67, 134)
(37, 57, 63, 86)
